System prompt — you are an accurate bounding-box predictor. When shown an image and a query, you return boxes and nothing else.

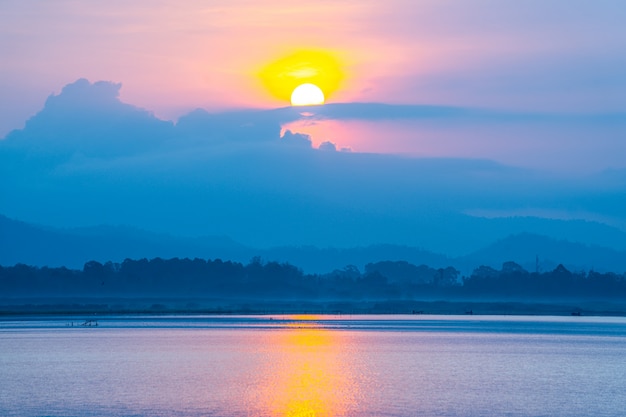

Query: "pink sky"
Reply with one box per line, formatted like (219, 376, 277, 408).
(2, 0, 625, 167)
(282, 116, 626, 174)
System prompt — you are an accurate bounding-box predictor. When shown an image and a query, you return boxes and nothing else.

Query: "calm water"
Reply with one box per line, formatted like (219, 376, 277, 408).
(1, 315, 625, 416)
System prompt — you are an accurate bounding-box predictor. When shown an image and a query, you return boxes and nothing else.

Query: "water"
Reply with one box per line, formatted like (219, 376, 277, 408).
(1, 315, 625, 416)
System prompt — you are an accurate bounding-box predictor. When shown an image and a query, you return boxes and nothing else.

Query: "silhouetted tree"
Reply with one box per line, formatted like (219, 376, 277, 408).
(2, 257, 626, 302)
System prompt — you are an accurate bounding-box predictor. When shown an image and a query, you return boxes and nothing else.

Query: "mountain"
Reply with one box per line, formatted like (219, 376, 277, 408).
(0, 214, 250, 269)
(0, 214, 451, 273)
(462, 233, 626, 274)
(260, 244, 452, 274)
(2, 215, 625, 275)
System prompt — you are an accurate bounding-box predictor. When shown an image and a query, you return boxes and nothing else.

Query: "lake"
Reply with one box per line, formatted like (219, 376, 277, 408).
(1, 315, 625, 416)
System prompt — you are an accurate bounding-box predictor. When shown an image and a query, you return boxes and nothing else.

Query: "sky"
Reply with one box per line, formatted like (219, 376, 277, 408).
(1, 1, 626, 255)
(2, 1, 626, 132)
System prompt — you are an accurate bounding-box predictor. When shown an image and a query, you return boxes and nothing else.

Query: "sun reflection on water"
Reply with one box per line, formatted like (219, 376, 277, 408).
(254, 316, 359, 417)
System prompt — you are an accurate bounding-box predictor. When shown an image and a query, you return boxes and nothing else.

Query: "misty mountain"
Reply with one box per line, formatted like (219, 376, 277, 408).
(462, 233, 626, 274)
(0, 214, 451, 273)
(2, 215, 625, 275)
(0, 215, 249, 269)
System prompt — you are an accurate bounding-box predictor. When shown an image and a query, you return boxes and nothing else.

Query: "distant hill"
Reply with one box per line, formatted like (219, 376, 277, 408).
(0, 214, 250, 269)
(260, 244, 452, 274)
(462, 233, 626, 274)
(2, 215, 625, 275)
(0, 214, 451, 273)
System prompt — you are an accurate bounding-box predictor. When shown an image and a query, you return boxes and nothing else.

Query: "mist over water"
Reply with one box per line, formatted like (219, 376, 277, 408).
(2, 315, 625, 417)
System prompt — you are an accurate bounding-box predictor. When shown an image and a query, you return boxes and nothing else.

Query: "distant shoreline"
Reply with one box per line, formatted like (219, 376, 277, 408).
(2, 298, 625, 317)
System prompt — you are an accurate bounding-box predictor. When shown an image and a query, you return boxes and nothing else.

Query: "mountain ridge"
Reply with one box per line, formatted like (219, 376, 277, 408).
(2, 214, 625, 275)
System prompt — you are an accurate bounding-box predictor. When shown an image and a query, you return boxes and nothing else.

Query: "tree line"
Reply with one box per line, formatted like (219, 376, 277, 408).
(1, 257, 625, 300)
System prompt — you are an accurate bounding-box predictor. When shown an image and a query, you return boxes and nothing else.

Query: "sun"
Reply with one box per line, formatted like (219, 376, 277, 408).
(291, 83, 325, 106)
(259, 50, 343, 104)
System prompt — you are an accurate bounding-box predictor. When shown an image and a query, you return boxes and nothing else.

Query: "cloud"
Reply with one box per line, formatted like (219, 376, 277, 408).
(4, 78, 174, 158)
(176, 108, 282, 144)
(51, 78, 122, 108)
(318, 141, 336, 151)
(1, 79, 626, 254)
(280, 130, 312, 148)
(2, 0, 626, 143)
(279, 102, 626, 173)
(6, 79, 625, 171)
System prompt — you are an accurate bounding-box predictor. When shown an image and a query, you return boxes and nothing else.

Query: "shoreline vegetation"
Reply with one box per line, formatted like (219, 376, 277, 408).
(2, 257, 625, 316)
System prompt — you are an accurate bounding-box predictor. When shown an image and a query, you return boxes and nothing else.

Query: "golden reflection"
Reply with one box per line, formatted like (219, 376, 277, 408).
(256, 317, 358, 416)
(288, 314, 323, 322)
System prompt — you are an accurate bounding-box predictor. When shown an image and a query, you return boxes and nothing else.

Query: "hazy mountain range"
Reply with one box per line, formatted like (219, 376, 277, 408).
(2, 214, 625, 275)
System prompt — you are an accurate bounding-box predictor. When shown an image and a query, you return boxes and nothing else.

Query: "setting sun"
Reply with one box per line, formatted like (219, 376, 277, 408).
(259, 50, 343, 104)
(291, 83, 325, 106)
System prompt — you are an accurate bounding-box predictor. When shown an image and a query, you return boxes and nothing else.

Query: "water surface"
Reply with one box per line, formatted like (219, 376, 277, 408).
(1, 315, 625, 416)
